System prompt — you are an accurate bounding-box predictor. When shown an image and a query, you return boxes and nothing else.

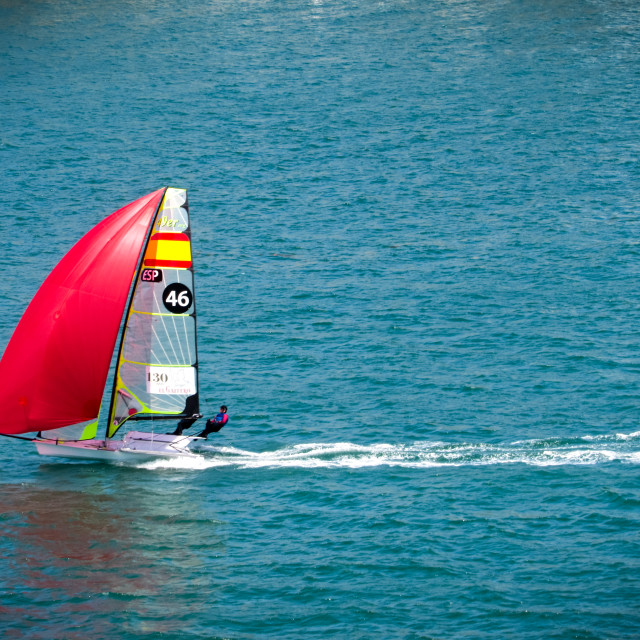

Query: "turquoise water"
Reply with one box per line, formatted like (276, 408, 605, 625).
(2, 0, 640, 637)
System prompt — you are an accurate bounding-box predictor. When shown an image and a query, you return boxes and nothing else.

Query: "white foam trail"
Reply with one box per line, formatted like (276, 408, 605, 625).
(138, 430, 640, 471)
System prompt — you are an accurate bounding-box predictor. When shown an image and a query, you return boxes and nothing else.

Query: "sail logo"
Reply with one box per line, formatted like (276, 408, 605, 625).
(157, 216, 187, 230)
(146, 366, 196, 395)
(144, 232, 192, 269)
(141, 268, 163, 283)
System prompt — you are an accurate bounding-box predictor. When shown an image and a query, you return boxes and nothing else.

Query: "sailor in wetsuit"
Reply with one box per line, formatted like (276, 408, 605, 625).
(195, 406, 229, 439)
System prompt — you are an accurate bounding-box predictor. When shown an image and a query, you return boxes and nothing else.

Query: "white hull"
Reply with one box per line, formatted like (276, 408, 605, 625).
(34, 431, 200, 462)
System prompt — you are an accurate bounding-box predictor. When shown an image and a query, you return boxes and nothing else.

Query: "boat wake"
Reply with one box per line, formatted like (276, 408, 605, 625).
(138, 431, 640, 471)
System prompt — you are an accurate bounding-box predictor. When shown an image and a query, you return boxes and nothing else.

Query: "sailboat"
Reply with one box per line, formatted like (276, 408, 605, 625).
(0, 187, 203, 461)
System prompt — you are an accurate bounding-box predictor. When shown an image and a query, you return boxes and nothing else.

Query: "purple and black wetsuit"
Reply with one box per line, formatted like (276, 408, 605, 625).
(197, 411, 229, 438)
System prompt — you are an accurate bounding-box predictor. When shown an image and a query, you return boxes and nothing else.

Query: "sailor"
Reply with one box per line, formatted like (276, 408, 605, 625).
(195, 406, 229, 439)
(169, 413, 203, 436)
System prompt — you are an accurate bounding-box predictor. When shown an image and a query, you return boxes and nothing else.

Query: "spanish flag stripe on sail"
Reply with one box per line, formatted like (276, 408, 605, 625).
(144, 232, 192, 268)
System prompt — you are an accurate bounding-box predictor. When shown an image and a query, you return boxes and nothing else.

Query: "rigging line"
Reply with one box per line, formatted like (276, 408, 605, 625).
(171, 432, 195, 445)
(0, 433, 35, 441)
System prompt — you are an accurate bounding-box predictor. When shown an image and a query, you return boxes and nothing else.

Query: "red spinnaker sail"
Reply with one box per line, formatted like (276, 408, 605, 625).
(0, 188, 166, 434)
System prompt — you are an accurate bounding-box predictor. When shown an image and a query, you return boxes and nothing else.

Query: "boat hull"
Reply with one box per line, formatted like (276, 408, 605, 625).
(34, 431, 200, 462)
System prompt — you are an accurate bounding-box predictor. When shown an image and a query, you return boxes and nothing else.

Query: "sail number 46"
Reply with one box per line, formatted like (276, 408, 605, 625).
(162, 283, 193, 314)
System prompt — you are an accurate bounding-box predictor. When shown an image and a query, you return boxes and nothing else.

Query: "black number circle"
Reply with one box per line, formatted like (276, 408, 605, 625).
(162, 283, 193, 314)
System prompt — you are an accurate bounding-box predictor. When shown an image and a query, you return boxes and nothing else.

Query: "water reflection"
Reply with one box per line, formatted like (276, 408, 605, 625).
(0, 466, 224, 638)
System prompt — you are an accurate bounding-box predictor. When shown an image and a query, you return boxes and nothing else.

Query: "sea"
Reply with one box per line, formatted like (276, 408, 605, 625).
(1, 0, 640, 638)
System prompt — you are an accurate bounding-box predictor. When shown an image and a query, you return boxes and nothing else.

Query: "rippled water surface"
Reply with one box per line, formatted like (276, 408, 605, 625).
(1, 0, 640, 638)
